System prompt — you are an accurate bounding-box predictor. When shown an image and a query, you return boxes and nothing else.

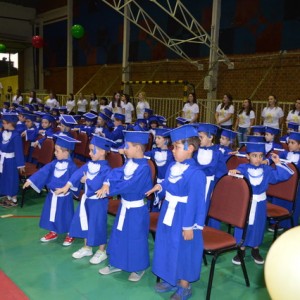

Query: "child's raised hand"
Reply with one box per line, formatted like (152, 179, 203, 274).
(80, 172, 87, 183)
(228, 169, 240, 175)
(182, 229, 194, 240)
(23, 180, 30, 189)
(271, 153, 280, 164)
(145, 184, 161, 197)
(96, 184, 110, 198)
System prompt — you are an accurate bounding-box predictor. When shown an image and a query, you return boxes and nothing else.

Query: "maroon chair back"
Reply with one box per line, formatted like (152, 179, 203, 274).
(74, 132, 88, 156)
(107, 151, 124, 169)
(145, 133, 154, 152)
(226, 155, 248, 171)
(267, 163, 298, 202)
(38, 138, 55, 165)
(147, 158, 157, 184)
(208, 175, 252, 228)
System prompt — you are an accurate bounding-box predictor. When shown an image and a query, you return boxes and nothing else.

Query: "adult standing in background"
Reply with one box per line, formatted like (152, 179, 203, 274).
(261, 95, 284, 129)
(122, 93, 134, 124)
(66, 93, 76, 114)
(45, 92, 59, 109)
(28, 90, 42, 104)
(77, 92, 88, 116)
(182, 92, 199, 123)
(108, 91, 125, 115)
(136, 91, 150, 119)
(286, 98, 300, 126)
(89, 92, 99, 113)
(215, 93, 235, 130)
(12, 89, 23, 105)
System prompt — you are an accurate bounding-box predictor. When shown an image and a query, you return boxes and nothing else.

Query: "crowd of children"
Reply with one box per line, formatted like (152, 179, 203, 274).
(0, 94, 299, 300)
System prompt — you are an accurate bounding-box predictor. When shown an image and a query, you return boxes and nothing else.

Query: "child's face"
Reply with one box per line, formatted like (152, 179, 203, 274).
(54, 145, 69, 160)
(97, 117, 105, 127)
(41, 119, 51, 129)
(89, 144, 105, 161)
(247, 152, 264, 166)
(265, 132, 274, 142)
(288, 139, 300, 152)
(60, 124, 70, 132)
(253, 132, 262, 136)
(25, 119, 34, 128)
(220, 135, 230, 147)
(114, 119, 122, 127)
(144, 112, 149, 119)
(155, 135, 166, 148)
(199, 132, 212, 147)
(150, 122, 158, 129)
(172, 140, 192, 163)
(86, 120, 93, 126)
(18, 114, 25, 122)
(124, 142, 140, 159)
(2, 120, 14, 130)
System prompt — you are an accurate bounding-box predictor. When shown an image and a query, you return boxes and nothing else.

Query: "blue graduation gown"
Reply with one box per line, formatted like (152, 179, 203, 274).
(68, 160, 111, 247)
(0, 130, 25, 197)
(152, 159, 206, 286)
(106, 158, 152, 272)
(104, 125, 125, 148)
(234, 163, 293, 247)
(28, 158, 78, 234)
(218, 145, 233, 162)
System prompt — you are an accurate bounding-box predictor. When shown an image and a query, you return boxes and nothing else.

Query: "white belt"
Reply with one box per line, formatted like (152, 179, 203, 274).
(205, 175, 215, 202)
(50, 190, 70, 222)
(0, 151, 15, 173)
(249, 192, 266, 225)
(115, 139, 123, 143)
(163, 191, 188, 226)
(117, 198, 145, 231)
(79, 193, 99, 231)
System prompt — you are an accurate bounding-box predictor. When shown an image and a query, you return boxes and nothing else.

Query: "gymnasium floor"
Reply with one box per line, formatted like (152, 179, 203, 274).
(0, 189, 271, 300)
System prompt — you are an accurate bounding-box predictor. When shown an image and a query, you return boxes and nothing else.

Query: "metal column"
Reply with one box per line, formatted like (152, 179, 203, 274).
(67, 0, 73, 98)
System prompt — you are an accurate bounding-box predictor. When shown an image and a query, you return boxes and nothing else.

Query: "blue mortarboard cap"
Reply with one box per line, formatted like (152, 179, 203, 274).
(2, 112, 18, 123)
(23, 113, 36, 122)
(288, 122, 299, 131)
(73, 115, 82, 122)
(32, 103, 38, 111)
(265, 126, 280, 135)
(132, 124, 145, 131)
(135, 118, 147, 126)
(104, 108, 113, 118)
(197, 123, 218, 135)
(289, 131, 300, 141)
(251, 125, 265, 134)
(12, 103, 19, 108)
(38, 103, 44, 107)
(54, 134, 81, 150)
(3, 101, 10, 107)
(58, 106, 68, 113)
(144, 108, 153, 115)
(59, 114, 78, 128)
(25, 104, 34, 111)
(34, 111, 46, 117)
(83, 112, 98, 122)
(91, 134, 116, 151)
(157, 115, 167, 125)
(247, 135, 265, 142)
(169, 124, 198, 143)
(124, 130, 149, 144)
(114, 113, 125, 122)
(51, 107, 59, 112)
(16, 107, 27, 114)
(41, 113, 56, 123)
(176, 117, 189, 125)
(44, 105, 51, 111)
(98, 112, 111, 123)
(221, 128, 237, 140)
(155, 128, 170, 137)
(148, 115, 159, 123)
(244, 142, 266, 154)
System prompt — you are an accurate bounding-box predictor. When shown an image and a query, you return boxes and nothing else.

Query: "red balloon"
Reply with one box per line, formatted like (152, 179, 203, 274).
(32, 35, 44, 48)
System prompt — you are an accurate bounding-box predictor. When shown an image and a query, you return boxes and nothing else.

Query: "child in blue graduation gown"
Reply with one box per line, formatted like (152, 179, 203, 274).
(144, 128, 174, 210)
(55, 135, 114, 264)
(146, 124, 206, 299)
(218, 128, 237, 162)
(97, 131, 152, 282)
(23, 135, 80, 246)
(264, 126, 283, 154)
(32, 114, 55, 148)
(267, 131, 300, 229)
(229, 142, 294, 265)
(0, 113, 25, 207)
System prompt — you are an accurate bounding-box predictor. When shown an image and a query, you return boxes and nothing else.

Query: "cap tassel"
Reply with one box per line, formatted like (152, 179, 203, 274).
(184, 140, 188, 151)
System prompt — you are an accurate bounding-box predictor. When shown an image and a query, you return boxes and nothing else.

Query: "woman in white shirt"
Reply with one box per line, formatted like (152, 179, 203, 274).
(261, 95, 284, 129)
(99, 97, 109, 113)
(234, 98, 255, 144)
(77, 92, 88, 115)
(182, 92, 199, 123)
(108, 91, 125, 114)
(286, 98, 300, 125)
(45, 92, 59, 109)
(28, 90, 42, 104)
(215, 93, 235, 130)
(136, 91, 150, 119)
(66, 93, 76, 114)
(89, 92, 99, 113)
(12, 89, 23, 105)
(122, 93, 134, 124)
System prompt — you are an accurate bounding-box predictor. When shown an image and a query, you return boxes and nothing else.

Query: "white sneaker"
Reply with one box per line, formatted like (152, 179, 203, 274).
(99, 265, 122, 275)
(89, 250, 107, 265)
(128, 271, 145, 282)
(72, 247, 93, 259)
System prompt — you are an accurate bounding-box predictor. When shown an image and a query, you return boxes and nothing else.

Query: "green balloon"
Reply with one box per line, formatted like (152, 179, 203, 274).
(0, 43, 7, 53)
(71, 24, 85, 39)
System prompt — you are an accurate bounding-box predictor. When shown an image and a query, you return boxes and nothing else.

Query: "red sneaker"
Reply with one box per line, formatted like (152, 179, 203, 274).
(63, 235, 75, 246)
(40, 231, 58, 242)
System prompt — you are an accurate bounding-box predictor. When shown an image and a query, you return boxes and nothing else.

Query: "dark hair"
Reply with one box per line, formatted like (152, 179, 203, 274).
(238, 98, 254, 116)
(122, 93, 131, 103)
(186, 92, 197, 104)
(179, 136, 200, 151)
(91, 92, 97, 100)
(112, 91, 122, 108)
(69, 93, 74, 100)
(221, 93, 233, 110)
(268, 95, 278, 107)
(100, 97, 109, 105)
(291, 98, 300, 115)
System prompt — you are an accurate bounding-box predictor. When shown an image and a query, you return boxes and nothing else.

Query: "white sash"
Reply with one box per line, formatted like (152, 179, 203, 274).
(249, 192, 266, 225)
(0, 151, 15, 173)
(49, 190, 70, 222)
